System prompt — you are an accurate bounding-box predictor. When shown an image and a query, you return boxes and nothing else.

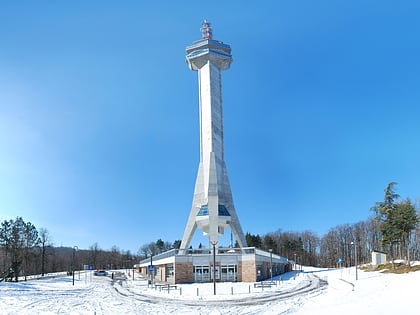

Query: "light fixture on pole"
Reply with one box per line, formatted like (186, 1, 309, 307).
(150, 251, 154, 286)
(350, 242, 358, 280)
(269, 249, 273, 281)
(72, 246, 78, 286)
(211, 241, 218, 295)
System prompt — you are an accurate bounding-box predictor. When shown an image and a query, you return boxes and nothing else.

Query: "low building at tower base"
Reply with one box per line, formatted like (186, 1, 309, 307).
(135, 247, 292, 284)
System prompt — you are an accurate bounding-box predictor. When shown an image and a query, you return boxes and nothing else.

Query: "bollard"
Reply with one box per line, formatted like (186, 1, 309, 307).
(231, 287, 233, 295)
(197, 287, 199, 296)
(249, 285, 251, 294)
(180, 287, 182, 295)
(168, 285, 170, 294)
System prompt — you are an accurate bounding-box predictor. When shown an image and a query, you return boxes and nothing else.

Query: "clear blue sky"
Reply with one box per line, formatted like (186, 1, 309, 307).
(1, 1, 419, 253)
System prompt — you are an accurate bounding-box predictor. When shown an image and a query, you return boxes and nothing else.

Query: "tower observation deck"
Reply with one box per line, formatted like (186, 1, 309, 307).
(180, 20, 247, 249)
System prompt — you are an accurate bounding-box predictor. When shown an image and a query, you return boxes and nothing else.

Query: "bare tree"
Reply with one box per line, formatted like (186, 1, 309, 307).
(38, 228, 51, 276)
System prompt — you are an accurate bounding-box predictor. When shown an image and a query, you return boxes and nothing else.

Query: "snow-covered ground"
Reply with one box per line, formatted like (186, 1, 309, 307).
(1, 266, 419, 314)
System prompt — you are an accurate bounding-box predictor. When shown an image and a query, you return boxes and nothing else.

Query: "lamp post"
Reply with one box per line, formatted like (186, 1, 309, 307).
(211, 241, 218, 295)
(150, 251, 154, 285)
(350, 242, 358, 280)
(294, 253, 297, 271)
(269, 249, 273, 281)
(72, 246, 78, 286)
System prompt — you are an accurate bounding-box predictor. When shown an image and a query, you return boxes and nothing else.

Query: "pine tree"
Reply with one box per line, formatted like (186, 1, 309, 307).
(371, 183, 419, 267)
(371, 182, 400, 267)
(394, 199, 419, 265)
(0, 217, 39, 281)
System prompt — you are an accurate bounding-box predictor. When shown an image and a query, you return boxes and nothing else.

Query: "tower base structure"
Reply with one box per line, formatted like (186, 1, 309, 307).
(180, 153, 248, 250)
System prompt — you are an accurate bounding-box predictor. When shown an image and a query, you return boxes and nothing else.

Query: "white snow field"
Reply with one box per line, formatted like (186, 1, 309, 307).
(0, 266, 419, 314)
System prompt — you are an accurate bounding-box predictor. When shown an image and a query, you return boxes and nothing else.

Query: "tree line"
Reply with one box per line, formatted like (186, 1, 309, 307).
(246, 182, 419, 267)
(0, 218, 138, 282)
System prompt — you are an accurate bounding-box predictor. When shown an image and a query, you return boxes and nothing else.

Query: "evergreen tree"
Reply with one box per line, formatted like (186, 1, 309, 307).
(172, 240, 182, 249)
(155, 239, 164, 254)
(394, 199, 419, 265)
(371, 182, 419, 267)
(371, 182, 400, 267)
(245, 232, 262, 248)
(0, 217, 39, 281)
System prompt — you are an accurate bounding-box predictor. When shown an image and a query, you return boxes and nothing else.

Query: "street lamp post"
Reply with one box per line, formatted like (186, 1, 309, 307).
(350, 242, 358, 280)
(294, 253, 297, 271)
(72, 246, 78, 286)
(150, 252, 154, 285)
(211, 241, 218, 295)
(269, 249, 273, 281)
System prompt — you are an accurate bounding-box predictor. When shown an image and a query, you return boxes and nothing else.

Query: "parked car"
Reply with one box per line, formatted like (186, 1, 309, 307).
(93, 269, 108, 276)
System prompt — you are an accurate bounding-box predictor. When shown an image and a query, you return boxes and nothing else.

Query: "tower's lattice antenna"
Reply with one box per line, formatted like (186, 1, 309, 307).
(200, 19, 213, 39)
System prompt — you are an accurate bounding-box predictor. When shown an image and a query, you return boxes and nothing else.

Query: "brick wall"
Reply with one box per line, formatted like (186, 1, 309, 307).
(240, 260, 256, 282)
(174, 262, 193, 283)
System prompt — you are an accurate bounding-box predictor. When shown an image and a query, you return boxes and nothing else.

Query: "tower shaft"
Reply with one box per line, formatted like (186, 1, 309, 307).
(181, 21, 247, 249)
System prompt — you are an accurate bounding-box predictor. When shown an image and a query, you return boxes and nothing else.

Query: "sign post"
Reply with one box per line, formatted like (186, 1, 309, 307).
(148, 264, 154, 286)
(338, 258, 343, 278)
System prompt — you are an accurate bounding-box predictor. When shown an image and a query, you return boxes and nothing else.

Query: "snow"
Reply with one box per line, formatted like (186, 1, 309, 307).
(1, 266, 419, 314)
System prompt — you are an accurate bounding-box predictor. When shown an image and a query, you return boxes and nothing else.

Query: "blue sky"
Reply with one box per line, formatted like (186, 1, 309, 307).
(1, 1, 420, 253)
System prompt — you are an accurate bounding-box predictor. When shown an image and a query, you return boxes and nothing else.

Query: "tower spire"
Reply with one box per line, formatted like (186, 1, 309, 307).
(200, 19, 213, 39)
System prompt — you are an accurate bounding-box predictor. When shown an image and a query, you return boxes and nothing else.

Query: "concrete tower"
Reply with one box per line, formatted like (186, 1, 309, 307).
(180, 20, 247, 249)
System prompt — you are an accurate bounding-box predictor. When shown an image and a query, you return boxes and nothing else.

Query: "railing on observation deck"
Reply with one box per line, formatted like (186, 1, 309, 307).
(137, 247, 288, 266)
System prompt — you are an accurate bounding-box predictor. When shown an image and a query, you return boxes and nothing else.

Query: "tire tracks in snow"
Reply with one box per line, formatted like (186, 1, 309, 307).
(110, 274, 328, 307)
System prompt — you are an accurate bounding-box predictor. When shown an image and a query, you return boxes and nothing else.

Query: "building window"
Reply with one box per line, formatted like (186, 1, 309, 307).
(221, 264, 237, 282)
(194, 265, 210, 282)
(166, 264, 174, 279)
(256, 264, 263, 281)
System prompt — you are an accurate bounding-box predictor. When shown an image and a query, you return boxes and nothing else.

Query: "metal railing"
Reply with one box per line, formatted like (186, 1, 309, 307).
(137, 247, 289, 266)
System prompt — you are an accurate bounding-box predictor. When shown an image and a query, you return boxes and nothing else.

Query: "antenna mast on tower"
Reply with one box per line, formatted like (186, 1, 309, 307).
(200, 19, 213, 39)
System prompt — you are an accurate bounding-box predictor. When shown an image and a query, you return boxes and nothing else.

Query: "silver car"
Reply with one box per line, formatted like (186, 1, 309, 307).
(93, 269, 108, 276)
